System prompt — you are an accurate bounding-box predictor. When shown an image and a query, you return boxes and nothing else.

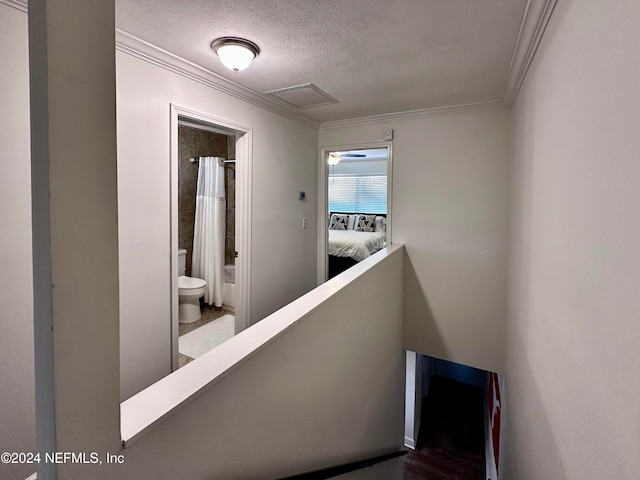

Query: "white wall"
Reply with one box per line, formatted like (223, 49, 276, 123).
(74, 248, 405, 479)
(321, 110, 510, 374)
(117, 51, 319, 399)
(505, 0, 640, 478)
(0, 5, 35, 480)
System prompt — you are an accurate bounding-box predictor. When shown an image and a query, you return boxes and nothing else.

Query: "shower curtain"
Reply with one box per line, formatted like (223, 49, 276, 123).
(191, 156, 225, 307)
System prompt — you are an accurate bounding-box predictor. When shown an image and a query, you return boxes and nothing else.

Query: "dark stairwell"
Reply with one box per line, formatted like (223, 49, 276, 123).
(405, 375, 485, 480)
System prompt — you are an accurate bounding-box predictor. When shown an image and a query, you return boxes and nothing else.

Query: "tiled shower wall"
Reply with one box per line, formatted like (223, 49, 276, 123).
(178, 125, 234, 277)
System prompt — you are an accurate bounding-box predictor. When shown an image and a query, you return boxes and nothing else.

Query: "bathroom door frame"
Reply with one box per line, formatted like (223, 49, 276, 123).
(317, 141, 393, 283)
(170, 104, 252, 371)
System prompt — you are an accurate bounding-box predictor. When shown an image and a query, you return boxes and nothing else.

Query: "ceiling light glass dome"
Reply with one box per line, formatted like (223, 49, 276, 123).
(211, 37, 260, 72)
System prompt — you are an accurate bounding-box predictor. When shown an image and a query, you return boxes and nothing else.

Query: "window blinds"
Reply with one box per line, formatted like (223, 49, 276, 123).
(328, 174, 387, 214)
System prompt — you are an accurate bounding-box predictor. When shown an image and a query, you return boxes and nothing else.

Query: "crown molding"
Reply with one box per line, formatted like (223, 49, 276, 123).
(0, 0, 27, 12)
(321, 0, 557, 130)
(6, 0, 555, 128)
(504, 0, 558, 107)
(4, 1, 320, 129)
(320, 99, 507, 130)
(115, 30, 321, 129)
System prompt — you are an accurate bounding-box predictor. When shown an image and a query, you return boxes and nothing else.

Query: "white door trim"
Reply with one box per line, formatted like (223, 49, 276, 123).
(317, 141, 393, 283)
(170, 104, 252, 370)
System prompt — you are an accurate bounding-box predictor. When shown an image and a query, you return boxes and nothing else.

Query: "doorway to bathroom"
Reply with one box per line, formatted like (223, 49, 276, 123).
(170, 104, 252, 371)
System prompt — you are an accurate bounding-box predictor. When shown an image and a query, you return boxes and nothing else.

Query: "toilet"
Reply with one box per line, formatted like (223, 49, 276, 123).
(178, 249, 206, 323)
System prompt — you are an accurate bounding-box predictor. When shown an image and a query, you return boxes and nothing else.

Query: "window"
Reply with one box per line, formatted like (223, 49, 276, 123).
(328, 174, 387, 214)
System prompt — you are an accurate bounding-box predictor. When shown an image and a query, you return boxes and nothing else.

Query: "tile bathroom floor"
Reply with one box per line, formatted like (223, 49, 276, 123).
(178, 305, 232, 368)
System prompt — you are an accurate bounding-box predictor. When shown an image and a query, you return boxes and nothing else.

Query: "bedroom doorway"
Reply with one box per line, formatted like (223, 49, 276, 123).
(318, 143, 392, 282)
(170, 104, 252, 371)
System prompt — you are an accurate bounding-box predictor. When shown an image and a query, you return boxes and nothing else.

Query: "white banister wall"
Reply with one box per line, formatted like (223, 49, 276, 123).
(116, 246, 404, 479)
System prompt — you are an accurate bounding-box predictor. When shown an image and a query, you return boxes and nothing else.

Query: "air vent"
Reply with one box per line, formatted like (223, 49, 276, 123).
(265, 83, 338, 108)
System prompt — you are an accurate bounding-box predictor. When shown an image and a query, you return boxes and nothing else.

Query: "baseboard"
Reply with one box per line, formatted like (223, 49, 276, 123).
(403, 436, 415, 450)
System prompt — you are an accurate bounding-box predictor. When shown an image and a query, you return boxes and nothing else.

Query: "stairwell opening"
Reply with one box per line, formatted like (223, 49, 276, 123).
(405, 353, 504, 480)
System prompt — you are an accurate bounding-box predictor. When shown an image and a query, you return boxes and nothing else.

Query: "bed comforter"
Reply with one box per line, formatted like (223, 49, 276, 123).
(328, 230, 386, 262)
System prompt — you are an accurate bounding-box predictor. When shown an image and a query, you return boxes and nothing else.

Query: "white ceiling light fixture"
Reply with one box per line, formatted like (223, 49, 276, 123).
(328, 152, 367, 166)
(328, 154, 342, 166)
(211, 37, 260, 72)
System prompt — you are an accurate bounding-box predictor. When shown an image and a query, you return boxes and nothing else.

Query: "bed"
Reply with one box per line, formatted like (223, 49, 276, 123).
(328, 213, 387, 278)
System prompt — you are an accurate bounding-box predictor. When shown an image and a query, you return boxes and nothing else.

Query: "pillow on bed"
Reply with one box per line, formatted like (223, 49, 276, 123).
(374, 216, 387, 233)
(347, 214, 358, 230)
(355, 214, 376, 232)
(329, 213, 349, 230)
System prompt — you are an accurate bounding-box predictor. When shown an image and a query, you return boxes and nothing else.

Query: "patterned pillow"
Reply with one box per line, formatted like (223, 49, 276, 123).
(329, 213, 349, 230)
(355, 214, 376, 232)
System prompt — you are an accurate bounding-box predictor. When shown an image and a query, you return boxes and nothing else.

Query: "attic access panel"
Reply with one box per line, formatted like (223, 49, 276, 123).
(265, 83, 338, 108)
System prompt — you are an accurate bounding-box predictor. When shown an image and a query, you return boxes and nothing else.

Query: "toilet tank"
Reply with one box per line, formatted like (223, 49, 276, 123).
(178, 249, 187, 276)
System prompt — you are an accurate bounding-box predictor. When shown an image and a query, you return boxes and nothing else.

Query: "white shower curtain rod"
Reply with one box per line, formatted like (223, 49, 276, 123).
(190, 157, 235, 164)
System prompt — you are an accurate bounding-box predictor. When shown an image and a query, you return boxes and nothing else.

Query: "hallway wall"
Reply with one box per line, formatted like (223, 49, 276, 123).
(321, 109, 510, 374)
(505, 0, 640, 477)
(117, 50, 319, 399)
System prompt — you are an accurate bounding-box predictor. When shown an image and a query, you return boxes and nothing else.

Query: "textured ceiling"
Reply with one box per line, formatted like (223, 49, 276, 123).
(116, 0, 528, 122)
